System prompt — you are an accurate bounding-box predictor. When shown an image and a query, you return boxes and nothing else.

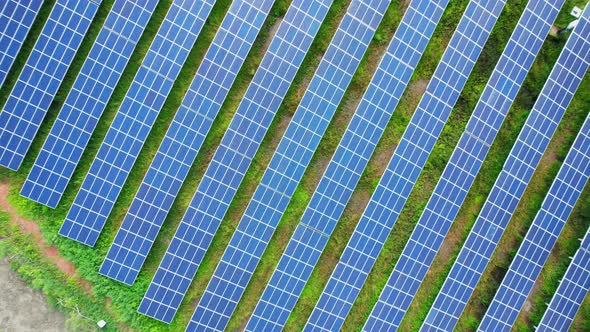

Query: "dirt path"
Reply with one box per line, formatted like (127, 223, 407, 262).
(0, 183, 84, 280)
(0, 259, 67, 332)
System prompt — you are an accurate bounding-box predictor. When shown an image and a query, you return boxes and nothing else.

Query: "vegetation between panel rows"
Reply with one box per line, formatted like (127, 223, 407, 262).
(0, 0, 588, 331)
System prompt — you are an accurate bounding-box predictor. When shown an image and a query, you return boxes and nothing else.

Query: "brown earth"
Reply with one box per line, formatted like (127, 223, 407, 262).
(0, 183, 82, 281)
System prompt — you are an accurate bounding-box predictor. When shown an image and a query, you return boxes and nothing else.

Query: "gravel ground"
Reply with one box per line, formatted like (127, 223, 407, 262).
(0, 258, 66, 332)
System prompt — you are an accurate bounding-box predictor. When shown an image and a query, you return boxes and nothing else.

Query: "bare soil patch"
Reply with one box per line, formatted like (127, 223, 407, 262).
(408, 78, 429, 103)
(0, 182, 96, 298)
(263, 18, 283, 51)
(0, 259, 67, 332)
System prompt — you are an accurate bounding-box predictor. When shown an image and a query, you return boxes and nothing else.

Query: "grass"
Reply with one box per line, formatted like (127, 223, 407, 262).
(0, 215, 116, 331)
(0, 0, 589, 331)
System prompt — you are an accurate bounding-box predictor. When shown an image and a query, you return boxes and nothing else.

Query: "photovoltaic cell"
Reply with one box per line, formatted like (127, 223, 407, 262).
(303, 2, 449, 331)
(0, 0, 100, 171)
(100, 0, 277, 288)
(428, 6, 590, 332)
(240, 1, 420, 330)
(0, 0, 43, 88)
(194, 0, 392, 329)
(59, 0, 215, 247)
(537, 225, 590, 332)
(250, 0, 500, 330)
(348, 1, 508, 330)
(217, 0, 440, 331)
(479, 112, 590, 331)
(359, 1, 561, 331)
(139, 0, 331, 322)
(21, 0, 160, 208)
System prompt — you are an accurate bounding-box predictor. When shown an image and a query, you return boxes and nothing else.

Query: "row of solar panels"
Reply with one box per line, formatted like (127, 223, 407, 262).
(0, 0, 588, 330)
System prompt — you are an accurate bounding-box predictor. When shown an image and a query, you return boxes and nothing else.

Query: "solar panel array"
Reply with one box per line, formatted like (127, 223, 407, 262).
(0, 0, 100, 171)
(0, 0, 43, 88)
(6, 0, 589, 329)
(355, 1, 508, 330)
(304, 1, 448, 330)
(101, 0, 276, 288)
(538, 224, 590, 332)
(192, 0, 391, 328)
(252, 1, 464, 330)
(139, 0, 324, 322)
(427, 6, 590, 332)
(362, 1, 561, 331)
(213, 0, 426, 330)
(58, 0, 215, 248)
(480, 112, 590, 331)
(250, 0, 496, 330)
(21, 0, 160, 208)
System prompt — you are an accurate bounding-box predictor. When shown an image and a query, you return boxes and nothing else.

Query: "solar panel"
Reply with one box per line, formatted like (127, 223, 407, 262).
(188, 0, 389, 330)
(352, 2, 514, 331)
(58, 0, 215, 247)
(426, 6, 590, 332)
(358, 1, 561, 331)
(479, 112, 590, 331)
(537, 225, 590, 332)
(100, 0, 277, 288)
(0, 0, 100, 171)
(208, 0, 439, 330)
(20, 0, 160, 208)
(191, 0, 394, 328)
(0, 0, 43, 89)
(322, 1, 562, 330)
(245, 0, 501, 330)
(139, 0, 333, 324)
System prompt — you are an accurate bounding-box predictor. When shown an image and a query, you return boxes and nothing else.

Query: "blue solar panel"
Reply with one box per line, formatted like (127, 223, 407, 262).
(100, 0, 276, 288)
(20, 0, 159, 208)
(247, 0, 501, 330)
(0, 0, 100, 171)
(537, 225, 590, 332)
(318, 3, 562, 332)
(138, 0, 326, 324)
(426, 6, 590, 332)
(303, 2, 448, 330)
(360, 1, 561, 331)
(58, 0, 215, 247)
(479, 113, 590, 331)
(207, 0, 437, 330)
(205, 3, 442, 330)
(350, 1, 511, 330)
(0, 0, 43, 89)
(192, 0, 396, 328)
